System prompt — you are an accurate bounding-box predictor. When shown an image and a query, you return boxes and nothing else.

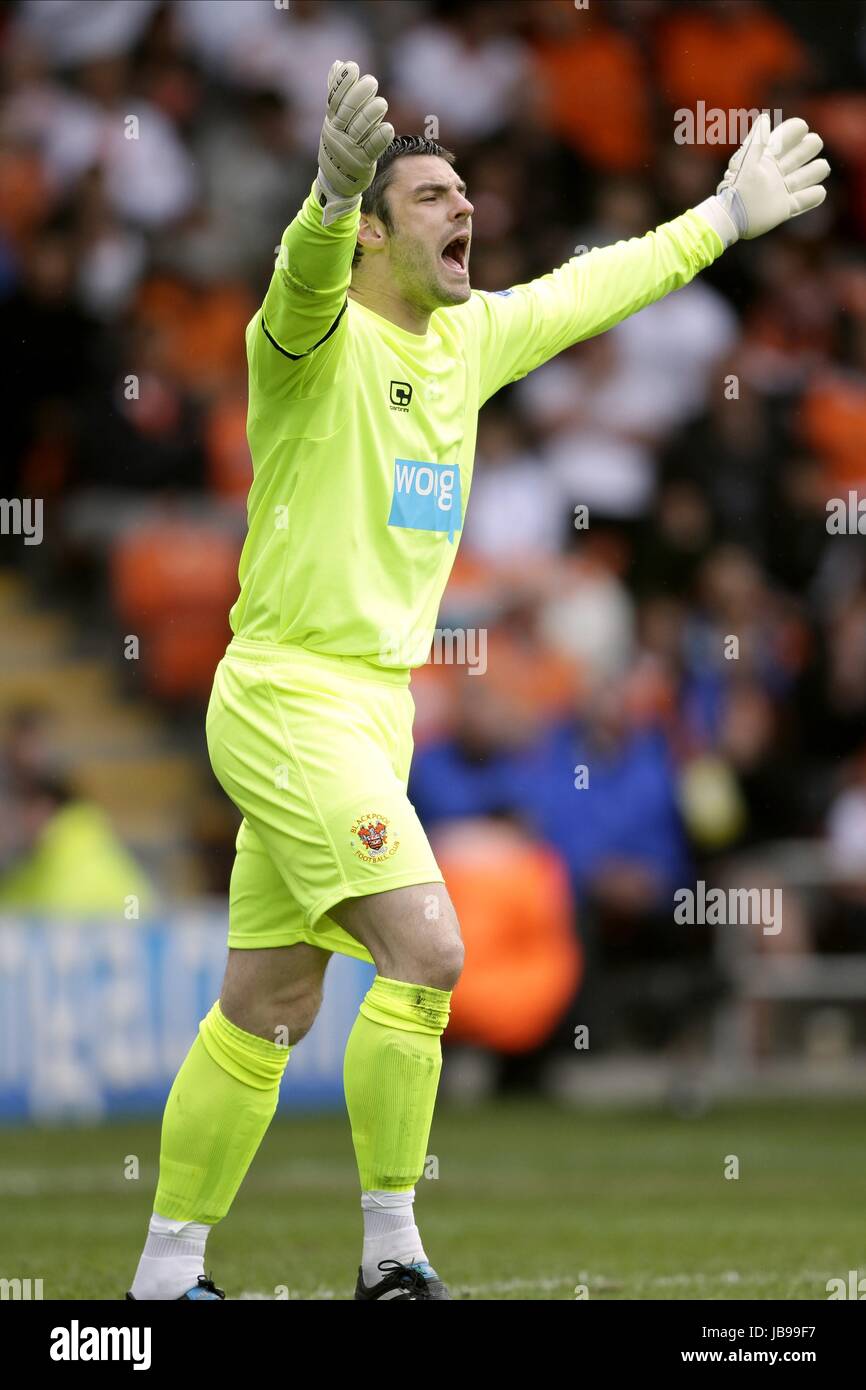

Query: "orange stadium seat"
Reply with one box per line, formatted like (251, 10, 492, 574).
(204, 392, 253, 502)
(174, 284, 256, 393)
(435, 820, 583, 1054)
(532, 10, 651, 172)
(132, 278, 255, 394)
(111, 520, 240, 698)
(656, 5, 807, 152)
(0, 145, 51, 245)
(802, 372, 866, 491)
(145, 615, 237, 701)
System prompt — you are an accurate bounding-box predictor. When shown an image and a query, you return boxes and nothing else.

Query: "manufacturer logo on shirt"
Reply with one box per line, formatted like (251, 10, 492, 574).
(389, 380, 413, 411)
(387, 459, 461, 542)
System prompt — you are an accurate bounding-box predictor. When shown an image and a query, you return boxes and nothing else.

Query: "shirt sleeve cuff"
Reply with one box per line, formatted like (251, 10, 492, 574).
(314, 172, 362, 228)
(691, 195, 739, 251)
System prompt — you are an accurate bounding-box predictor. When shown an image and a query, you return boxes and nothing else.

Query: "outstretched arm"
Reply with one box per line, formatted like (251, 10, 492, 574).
(470, 114, 830, 407)
(249, 60, 393, 385)
(694, 113, 829, 247)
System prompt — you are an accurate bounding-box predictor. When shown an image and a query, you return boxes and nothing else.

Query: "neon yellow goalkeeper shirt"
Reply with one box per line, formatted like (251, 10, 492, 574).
(230, 182, 723, 671)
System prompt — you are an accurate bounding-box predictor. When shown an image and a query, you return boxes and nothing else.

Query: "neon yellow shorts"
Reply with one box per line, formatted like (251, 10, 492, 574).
(205, 637, 444, 963)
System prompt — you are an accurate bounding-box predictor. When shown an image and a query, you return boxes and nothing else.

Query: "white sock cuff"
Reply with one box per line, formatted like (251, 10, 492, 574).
(150, 1212, 211, 1243)
(361, 1188, 416, 1212)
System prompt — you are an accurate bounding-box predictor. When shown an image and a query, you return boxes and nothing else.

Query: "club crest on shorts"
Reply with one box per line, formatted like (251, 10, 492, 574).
(350, 812, 400, 863)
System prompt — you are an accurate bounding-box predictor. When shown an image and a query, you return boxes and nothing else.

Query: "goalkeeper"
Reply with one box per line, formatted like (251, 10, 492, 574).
(128, 63, 829, 1301)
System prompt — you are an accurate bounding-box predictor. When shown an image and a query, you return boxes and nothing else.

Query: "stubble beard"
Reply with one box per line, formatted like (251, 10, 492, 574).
(394, 237, 470, 312)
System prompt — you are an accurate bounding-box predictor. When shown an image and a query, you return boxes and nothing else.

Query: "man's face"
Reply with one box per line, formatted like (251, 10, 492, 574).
(372, 155, 474, 311)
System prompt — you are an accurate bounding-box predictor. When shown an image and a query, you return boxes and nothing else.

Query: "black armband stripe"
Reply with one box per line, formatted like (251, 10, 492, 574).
(261, 299, 348, 360)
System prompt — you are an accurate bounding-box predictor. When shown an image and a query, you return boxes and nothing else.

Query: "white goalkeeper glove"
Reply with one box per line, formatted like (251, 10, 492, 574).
(695, 113, 830, 248)
(315, 59, 394, 227)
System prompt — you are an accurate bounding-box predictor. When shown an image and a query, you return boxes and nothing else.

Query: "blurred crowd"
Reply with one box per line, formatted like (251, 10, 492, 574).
(3, 0, 866, 1062)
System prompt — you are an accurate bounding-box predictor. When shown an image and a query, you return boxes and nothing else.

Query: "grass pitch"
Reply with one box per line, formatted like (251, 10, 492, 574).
(1, 1098, 862, 1300)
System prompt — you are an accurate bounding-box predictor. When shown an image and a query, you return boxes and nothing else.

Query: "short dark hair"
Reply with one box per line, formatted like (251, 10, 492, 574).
(351, 135, 457, 268)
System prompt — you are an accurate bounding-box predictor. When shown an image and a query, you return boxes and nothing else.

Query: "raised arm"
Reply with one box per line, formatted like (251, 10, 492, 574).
(470, 114, 830, 406)
(249, 61, 393, 383)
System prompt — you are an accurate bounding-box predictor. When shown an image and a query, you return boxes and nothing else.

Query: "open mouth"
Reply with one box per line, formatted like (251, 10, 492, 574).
(441, 233, 470, 275)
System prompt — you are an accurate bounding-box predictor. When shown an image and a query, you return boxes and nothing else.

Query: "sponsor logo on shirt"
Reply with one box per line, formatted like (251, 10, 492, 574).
(349, 813, 400, 863)
(387, 459, 461, 542)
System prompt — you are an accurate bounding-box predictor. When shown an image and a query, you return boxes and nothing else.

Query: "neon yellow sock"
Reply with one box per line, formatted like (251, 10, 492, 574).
(154, 1001, 291, 1224)
(344, 975, 452, 1193)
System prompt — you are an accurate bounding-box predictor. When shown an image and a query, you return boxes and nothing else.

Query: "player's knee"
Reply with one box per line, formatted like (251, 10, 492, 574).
(417, 895, 464, 989)
(228, 980, 324, 1046)
(438, 933, 465, 990)
(416, 929, 464, 991)
(271, 982, 324, 1045)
